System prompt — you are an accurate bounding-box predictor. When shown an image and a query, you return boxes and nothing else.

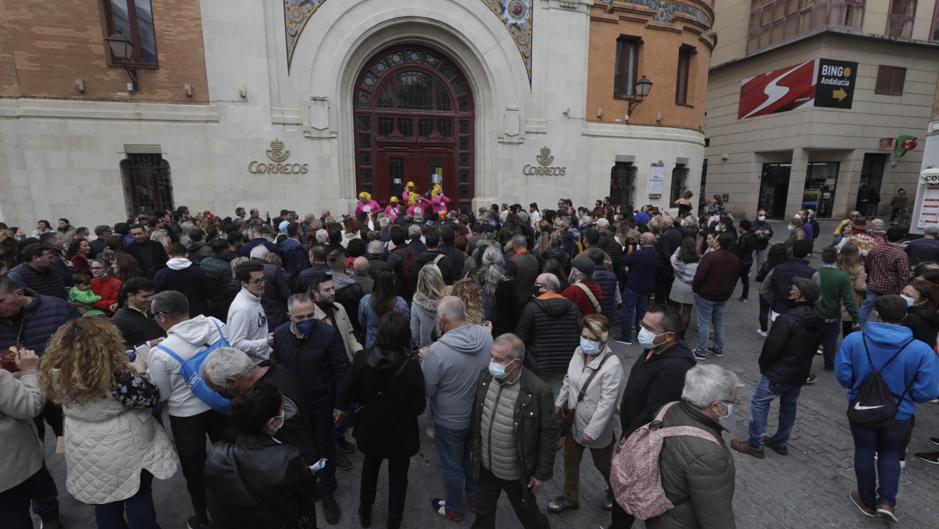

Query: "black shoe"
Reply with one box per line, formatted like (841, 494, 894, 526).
(186, 516, 207, 529)
(915, 451, 939, 465)
(930, 437, 939, 448)
(804, 374, 817, 385)
(763, 436, 789, 456)
(358, 504, 372, 528)
(40, 518, 64, 529)
(335, 451, 353, 470)
(323, 495, 341, 525)
(337, 436, 356, 454)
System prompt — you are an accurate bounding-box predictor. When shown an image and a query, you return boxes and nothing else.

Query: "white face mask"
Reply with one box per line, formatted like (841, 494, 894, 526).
(718, 402, 734, 422)
(900, 294, 916, 307)
(758, 215, 766, 221)
(580, 336, 601, 355)
(637, 327, 662, 349)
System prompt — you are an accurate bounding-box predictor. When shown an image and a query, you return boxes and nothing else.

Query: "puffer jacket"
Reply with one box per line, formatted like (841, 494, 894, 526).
(0, 290, 79, 356)
(758, 303, 823, 386)
(63, 390, 178, 504)
(471, 369, 559, 494)
(555, 347, 623, 448)
(593, 267, 622, 327)
(515, 293, 581, 377)
(0, 369, 45, 493)
(645, 401, 736, 529)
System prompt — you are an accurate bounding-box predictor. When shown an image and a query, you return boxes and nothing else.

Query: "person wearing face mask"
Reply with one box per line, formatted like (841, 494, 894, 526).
(515, 273, 582, 396)
(271, 293, 349, 523)
(205, 383, 319, 529)
(89, 258, 121, 315)
(616, 364, 739, 529)
(752, 210, 774, 272)
(610, 305, 694, 528)
(732, 277, 823, 460)
(469, 333, 559, 529)
(549, 314, 623, 514)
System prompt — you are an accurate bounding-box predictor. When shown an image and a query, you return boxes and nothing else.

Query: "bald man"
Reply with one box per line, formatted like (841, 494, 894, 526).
(616, 232, 660, 344)
(351, 256, 373, 294)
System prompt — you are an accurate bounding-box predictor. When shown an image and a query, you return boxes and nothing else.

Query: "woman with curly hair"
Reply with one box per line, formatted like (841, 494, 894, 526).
(450, 277, 485, 326)
(38, 317, 178, 529)
(66, 238, 93, 275)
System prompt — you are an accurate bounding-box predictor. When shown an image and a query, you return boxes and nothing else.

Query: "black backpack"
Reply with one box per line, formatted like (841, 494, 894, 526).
(846, 336, 914, 428)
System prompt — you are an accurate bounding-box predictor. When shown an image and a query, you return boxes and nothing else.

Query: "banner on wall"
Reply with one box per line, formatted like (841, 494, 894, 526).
(738, 58, 857, 119)
(649, 161, 665, 200)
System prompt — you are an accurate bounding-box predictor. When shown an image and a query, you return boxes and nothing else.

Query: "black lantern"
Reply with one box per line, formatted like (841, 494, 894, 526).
(629, 75, 653, 115)
(105, 32, 138, 92)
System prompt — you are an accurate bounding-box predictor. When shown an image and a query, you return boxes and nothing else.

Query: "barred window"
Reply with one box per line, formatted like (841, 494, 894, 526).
(120, 153, 173, 218)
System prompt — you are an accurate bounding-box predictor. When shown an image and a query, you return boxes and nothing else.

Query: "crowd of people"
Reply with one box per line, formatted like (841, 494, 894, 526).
(1, 192, 938, 529)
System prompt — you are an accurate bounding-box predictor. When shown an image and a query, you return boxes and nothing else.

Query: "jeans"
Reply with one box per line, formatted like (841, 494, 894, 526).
(309, 406, 339, 496)
(0, 466, 58, 529)
(850, 419, 912, 507)
(435, 424, 476, 516)
(746, 377, 802, 448)
(360, 456, 410, 527)
(859, 290, 881, 327)
(620, 288, 651, 340)
(694, 294, 726, 354)
(169, 410, 228, 524)
(819, 319, 841, 370)
(471, 467, 549, 529)
(754, 248, 769, 272)
(562, 434, 613, 502)
(94, 471, 159, 529)
(758, 297, 770, 332)
(739, 261, 753, 300)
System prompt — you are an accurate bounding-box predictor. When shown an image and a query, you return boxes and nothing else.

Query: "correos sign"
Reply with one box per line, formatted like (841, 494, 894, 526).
(249, 139, 309, 174)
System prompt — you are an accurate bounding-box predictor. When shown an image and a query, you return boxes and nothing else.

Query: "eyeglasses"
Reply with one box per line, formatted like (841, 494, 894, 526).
(247, 278, 265, 285)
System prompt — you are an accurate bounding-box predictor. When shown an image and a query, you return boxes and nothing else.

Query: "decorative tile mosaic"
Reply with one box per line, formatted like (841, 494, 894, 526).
(600, 0, 711, 27)
(283, 0, 533, 81)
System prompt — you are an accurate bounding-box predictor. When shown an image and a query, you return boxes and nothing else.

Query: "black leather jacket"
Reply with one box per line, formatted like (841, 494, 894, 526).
(205, 435, 316, 529)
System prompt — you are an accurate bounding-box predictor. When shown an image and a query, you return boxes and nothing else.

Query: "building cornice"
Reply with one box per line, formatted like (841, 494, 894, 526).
(0, 98, 221, 123)
(711, 27, 939, 72)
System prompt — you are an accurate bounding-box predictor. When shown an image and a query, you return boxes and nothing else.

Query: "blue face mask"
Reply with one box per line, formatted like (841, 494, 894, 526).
(488, 361, 507, 380)
(295, 319, 315, 335)
(580, 337, 601, 355)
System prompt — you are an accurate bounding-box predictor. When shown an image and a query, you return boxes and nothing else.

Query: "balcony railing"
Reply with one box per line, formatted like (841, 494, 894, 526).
(747, 0, 865, 53)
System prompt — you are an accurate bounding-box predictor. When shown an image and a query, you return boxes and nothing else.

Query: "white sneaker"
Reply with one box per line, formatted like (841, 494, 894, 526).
(756, 329, 768, 337)
(900, 459, 907, 470)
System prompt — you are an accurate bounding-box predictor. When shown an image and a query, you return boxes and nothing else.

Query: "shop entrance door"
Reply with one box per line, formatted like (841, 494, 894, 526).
(857, 153, 887, 216)
(802, 162, 839, 218)
(758, 163, 791, 219)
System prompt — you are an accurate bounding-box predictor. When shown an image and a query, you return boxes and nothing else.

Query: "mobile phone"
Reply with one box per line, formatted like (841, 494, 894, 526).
(126, 349, 137, 362)
(309, 457, 327, 472)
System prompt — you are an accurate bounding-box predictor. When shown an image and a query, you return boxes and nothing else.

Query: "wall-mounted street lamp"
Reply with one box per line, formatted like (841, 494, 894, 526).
(105, 32, 138, 92)
(629, 75, 653, 115)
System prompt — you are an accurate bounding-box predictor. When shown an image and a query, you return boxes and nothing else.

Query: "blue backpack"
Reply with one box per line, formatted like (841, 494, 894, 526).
(155, 320, 230, 413)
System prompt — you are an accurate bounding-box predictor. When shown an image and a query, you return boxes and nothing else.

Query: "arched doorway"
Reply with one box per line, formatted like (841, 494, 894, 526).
(353, 46, 475, 213)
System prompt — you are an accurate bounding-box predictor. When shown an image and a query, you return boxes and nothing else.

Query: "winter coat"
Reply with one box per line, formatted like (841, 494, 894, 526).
(0, 291, 79, 356)
(313, 301, 362, 362)
(205, 434, 316, 529)
(836, 322, 939, 420)
(511, 251, 540, 305)
(90, 275, 122, 315)
(260, 262, 292, 331)
(8, 263, 67, 299)
(199, 255, 237, 321)
(272, 319, 350, 410)
(692, 249, 740, 303)
(903, 305, 939, 351)
(127, 240, 168, 278)
(63, 376, 177, 504)
(0, 369, 44, 493)
(358, 294, 410, 349)
(561, 280, 604, 317)
(423, 324, 493, 431)
(470, 369, 559, 494)
(515, 293, 581, 377)
(623, 246, 658, 294)
(555, 347, 623, 448)
(341, 348, 425, 459)
(645, 401, 736, 529)
(147, 315, 229, 417)
(187, 241, 212, 264)
(154, 258, 210, 317)
(761, 259, 817, 314)
(620, 341, 696, 438)
(758, 303, 824, 386)
(111, 307, 164, 350)
(593, 267, 622, 327)
(278, 238, 308, 279)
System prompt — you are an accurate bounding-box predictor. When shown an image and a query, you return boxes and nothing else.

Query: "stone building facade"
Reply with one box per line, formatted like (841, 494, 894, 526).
(0, 0, 715, 228)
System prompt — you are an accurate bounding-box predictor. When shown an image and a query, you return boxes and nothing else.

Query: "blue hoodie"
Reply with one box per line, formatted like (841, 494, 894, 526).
(836, 322, 939, 420)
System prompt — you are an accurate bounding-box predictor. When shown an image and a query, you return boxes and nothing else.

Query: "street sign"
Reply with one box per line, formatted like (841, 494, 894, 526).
(814, 59, 857, 109)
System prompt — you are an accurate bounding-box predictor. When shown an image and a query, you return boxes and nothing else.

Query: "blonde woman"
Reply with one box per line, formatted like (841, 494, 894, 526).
(549, 314, 623, 514)
(38, 318, 178, 529)
(411, 264, 447, 347)
(837, 243, 866, 337)
(450, 278, 485, 326)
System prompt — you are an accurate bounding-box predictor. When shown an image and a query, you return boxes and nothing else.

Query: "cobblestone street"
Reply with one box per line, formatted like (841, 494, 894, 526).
(43, 222, 939, 529)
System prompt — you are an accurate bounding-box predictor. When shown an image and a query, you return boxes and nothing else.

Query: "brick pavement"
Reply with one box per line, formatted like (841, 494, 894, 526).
(41, 220, 939, 528)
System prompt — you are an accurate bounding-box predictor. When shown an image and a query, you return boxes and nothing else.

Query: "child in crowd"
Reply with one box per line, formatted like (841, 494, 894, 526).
(69, 273, 105, 316)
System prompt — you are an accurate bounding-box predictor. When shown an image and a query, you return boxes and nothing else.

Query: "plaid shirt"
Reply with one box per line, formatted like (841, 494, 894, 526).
(865, 243, 909, 295)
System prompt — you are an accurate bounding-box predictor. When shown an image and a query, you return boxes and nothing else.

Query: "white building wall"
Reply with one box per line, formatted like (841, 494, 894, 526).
(0, 0, 704, 229)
